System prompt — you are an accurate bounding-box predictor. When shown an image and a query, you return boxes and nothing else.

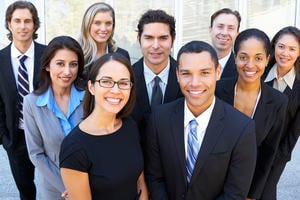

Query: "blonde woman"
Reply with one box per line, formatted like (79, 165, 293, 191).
(78, 2, 130, 88)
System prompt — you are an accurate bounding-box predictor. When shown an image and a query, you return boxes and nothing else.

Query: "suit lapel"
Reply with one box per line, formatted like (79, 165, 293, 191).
(164, 57, 180, 103)
(134, 58, 151, 112)
(189, 98, 225, 185)
(170, 99, 187, 184)
(33, 43, 45, 90)
(1, 45, 19, 96)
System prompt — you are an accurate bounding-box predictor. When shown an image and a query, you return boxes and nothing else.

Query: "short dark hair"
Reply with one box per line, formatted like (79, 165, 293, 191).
(35, 36, 85, 95)
(210, 8, 241, 31)
(177, 41, 219, 69)
(137, 9, 176, 41)
(268, 26, 300, 78)
(83, 53, 136, 119)
(5, 1, 40, 41)
(234, 28, 271, 56)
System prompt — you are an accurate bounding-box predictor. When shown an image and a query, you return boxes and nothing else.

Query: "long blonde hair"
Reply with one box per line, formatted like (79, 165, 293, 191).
(78, 2, 117, 68)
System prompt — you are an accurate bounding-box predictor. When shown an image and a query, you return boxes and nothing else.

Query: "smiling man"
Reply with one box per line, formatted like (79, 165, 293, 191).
(0, 1, 46, 199)
(131, 9, 182, 145)
(209, 8, 241, 79)
(145, 41, 257, 200)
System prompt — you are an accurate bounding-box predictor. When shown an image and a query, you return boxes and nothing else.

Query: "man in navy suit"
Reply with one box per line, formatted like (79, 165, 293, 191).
(131, 10, 182, 142)
(0, 1, 46, 199)
(209, 8, 240, 79)
(145, 41, 257, 199)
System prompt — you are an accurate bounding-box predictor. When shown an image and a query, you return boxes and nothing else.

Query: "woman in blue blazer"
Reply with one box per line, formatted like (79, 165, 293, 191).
(215, 29, 288, 200)
(262, 26, 300, 199)
(23, 36, 85, 199)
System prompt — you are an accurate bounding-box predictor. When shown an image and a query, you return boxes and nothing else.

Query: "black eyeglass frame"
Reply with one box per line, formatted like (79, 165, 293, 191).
(95, 78, 133, 90)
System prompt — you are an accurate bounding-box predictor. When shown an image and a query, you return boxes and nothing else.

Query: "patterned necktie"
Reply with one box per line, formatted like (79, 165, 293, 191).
(186, 119, 199, 182)
(17, 55, 29, 120)
(151, 76, 163, 106)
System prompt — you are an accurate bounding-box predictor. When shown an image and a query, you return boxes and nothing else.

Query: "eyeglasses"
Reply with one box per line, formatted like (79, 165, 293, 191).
(95, 78, 133, 90)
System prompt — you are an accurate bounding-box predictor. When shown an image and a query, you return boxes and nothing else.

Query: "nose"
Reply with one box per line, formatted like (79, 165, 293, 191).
(63, 66, 71, 75)
(110, 82, 120, 92)
(190, 75, 201, 86)
(245, 58, 256, 67)
(152, 38, 160, 48)
(221, 28, 228, 35)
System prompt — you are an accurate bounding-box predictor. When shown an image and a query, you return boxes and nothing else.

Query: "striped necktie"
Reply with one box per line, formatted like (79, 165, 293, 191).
(17, 55, 29, 120)
(186, 119, 199, 182)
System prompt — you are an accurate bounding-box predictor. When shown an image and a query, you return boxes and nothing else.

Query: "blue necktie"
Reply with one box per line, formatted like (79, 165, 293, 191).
(186, 119, 199, 182)
(17, 55, 29, 121)
(151, 76, 163, 106)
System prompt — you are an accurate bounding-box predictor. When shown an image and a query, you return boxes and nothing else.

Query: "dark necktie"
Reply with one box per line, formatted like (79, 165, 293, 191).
(186, 119, 199, 182)
(151, 76, 163, 106)
(17, 55, 29, 120)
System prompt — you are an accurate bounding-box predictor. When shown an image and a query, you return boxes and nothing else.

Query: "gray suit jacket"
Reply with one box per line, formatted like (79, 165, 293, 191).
(23, 91, 83, 199)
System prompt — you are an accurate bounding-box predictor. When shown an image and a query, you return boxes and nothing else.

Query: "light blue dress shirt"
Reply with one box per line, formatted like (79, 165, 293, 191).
(36, 85, 84, 135)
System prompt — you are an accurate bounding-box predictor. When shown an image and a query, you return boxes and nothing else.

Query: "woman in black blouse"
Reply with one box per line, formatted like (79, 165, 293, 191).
(60, 53, 148, 200)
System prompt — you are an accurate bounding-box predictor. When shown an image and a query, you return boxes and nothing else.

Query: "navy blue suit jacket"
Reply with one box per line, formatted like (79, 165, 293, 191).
(0, 42, 46, 149)
(145, 97, 257, 200)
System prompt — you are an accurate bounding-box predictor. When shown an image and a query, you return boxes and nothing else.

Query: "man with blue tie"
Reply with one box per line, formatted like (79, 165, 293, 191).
(145, 41, 257, 199)
(131, 10, 183, 144)
(0, 1, 46, 199)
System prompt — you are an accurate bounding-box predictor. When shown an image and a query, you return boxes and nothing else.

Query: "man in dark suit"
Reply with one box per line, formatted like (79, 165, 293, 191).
(131, 10, 182, 140)
(0, 1, 46, 199)
(145, 41, 257, 200)
(209, 8, 241, 79)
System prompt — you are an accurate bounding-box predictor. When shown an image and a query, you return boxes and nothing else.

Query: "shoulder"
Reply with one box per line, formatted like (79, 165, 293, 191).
(262, 83, 288, 105)
(34, 42, 47, 49)
(24, 93, 39, 105)
(152, 98, 184, 116)
(169, 56, 178, 67)
(0, 44, 11, 56)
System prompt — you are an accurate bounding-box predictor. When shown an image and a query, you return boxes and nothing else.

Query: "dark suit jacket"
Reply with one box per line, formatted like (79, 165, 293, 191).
(131, 56, 183, 140)
(263, 69, 300, 162)
(0, 42, 46, 149)
(215, 78, 288, 199)
(220, 52, 237, 80)
(145, 97, 257, 200)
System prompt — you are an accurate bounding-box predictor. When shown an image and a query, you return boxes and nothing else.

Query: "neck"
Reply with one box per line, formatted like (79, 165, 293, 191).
(217, 49, 231, 60)
(236, 77, 261, 92)
(276, 65, 293, 77)
(14, 39, 33, 54)
(52, 85, 72, 98)
(87, 110, 119, 132)
(96, 43, 108, 58)
(145, 58, 168, 75)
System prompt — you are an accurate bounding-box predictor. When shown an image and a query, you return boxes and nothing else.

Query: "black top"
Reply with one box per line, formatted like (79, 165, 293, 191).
(60, 117, 143, 200)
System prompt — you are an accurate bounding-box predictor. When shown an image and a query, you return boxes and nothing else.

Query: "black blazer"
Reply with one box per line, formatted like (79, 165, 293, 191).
(0, 42, 46, 149)
(130, 56, 183, 140)
(263, 68, 300, 162)
(220, 52, 238, 80)
(215, 78, 288, 199)
(145, 98, 257, 200)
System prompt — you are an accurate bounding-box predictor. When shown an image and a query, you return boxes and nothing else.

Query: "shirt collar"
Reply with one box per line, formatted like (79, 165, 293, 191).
(36, 85, 84, 110)
(265, 63, 296, 89)
(184, 97, 216, 129)
(218, 52, 231, 71)
(11, 41, 35, 59)
(144, 58, 170, 85)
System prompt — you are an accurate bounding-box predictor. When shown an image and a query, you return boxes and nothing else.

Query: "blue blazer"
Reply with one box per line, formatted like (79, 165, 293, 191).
(215, 77, 288, 199)
(145, 98, 257, 200)
(0, 42, 46, 149)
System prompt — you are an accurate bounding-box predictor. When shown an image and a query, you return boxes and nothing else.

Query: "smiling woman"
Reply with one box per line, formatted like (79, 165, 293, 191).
(59, 52, 149, 200)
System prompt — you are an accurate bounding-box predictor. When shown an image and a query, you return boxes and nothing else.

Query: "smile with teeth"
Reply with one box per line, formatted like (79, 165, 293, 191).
(189, 90, 204, 95)
(106, 97, 121, 104)
(244, 70, 257, 76)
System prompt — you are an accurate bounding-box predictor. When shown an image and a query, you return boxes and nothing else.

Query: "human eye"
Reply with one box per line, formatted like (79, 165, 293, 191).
(201, 70, 211, 76)
(256, 57, 264, 62)
(238, 55, 247, 61)
(277, 44, 284, 49)
(56, 61, 64, 67)
(105, 21, 113, 27)
(93, 21, 101, 26)
(100, 79, 113, 87)
(118, 81, 131, 89)
(70, 62, 78, 68)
